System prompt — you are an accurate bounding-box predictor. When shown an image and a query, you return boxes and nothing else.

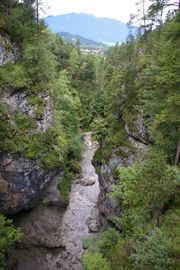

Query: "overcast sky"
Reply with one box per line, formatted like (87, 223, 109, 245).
(42, 0, 147, 23)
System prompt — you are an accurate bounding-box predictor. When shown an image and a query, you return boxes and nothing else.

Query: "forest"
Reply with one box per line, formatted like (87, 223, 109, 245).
(0, 0, 179, 269)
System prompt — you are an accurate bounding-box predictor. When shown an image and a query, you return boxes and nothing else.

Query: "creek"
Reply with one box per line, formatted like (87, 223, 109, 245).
(15, 132, 100, 270)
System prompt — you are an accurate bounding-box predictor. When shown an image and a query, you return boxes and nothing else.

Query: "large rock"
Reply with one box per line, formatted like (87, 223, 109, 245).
(13, 176, 65, 248)
(74, 175, 96, 186)
(0, 153, 57, 215)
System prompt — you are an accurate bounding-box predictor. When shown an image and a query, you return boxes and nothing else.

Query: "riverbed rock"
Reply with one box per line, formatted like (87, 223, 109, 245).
(75, 175, 96, 186)
(87, 218, 99, 232)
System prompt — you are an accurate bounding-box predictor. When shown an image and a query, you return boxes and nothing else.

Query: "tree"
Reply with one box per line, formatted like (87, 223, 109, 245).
(131, 228, 171, 270)
(53, 70, 82, 159)
(111, 148, 177, 233)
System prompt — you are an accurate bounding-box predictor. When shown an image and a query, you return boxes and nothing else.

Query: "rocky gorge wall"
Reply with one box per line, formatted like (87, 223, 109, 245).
(93, 117, 148, 227)
(0, 34, 59, 215)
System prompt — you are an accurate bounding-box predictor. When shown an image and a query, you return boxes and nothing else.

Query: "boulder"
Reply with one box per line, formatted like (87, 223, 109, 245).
(75, 175, 95, 186)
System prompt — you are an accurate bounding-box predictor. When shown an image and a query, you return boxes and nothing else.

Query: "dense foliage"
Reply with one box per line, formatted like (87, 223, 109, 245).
(82, 1, 180, 269)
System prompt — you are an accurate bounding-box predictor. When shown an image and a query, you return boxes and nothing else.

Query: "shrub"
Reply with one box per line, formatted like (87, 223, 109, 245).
(131, 228, 172, 270)
(0, 214, 22, 270)
(82, 252, 111, 270)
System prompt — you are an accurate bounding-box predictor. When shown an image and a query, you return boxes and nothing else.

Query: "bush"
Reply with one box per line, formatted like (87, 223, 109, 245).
(82, 252, 111, 270)
(131, 228, 172, 270)
(97, 228, 121, 252)
(0, 214, 22, 270)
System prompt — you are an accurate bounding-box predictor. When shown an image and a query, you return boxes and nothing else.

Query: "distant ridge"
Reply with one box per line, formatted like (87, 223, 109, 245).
(45, 13, 130, 44)
(58, 32, 108, 51)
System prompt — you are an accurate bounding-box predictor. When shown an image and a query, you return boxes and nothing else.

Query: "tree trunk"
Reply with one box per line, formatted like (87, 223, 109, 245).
(156, 209, 160, 228)
(175, 137, 180, 165)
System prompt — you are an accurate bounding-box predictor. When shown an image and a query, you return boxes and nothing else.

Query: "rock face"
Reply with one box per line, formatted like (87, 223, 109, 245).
(0, 34, 20, 66)
(0, 34, 57, 215)
(14, 175, 66, 248)
(95, 138, 147, 225)
(124, 114, 149, 144)
(0, 153, 57, 215)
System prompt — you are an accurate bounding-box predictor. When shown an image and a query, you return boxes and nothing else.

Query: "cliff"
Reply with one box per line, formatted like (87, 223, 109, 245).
(93, 116, 148, 227)
(0, 34, 59, 215)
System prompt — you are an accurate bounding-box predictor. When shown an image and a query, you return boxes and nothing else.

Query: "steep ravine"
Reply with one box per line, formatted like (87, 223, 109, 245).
(14, 132, 100, 270)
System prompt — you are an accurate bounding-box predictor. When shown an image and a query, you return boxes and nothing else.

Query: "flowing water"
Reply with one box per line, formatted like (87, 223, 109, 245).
(59, 132, 100, 269)
(15, 132, 100, 270)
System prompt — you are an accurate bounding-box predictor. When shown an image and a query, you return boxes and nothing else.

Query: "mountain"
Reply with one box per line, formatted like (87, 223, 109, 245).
(58, 32, 108, 51)
(45, 13, 130, 44)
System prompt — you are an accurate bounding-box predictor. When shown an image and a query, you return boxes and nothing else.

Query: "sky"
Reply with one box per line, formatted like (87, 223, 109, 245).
(42, 0, 146, 23)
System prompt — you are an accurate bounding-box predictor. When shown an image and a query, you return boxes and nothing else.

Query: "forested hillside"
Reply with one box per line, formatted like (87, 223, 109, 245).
(0, 0, 179, 269)
(81, 1, 180, 269)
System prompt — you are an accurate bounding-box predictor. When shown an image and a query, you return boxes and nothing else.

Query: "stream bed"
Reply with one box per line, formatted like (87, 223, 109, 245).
(15, 132, 100, 270)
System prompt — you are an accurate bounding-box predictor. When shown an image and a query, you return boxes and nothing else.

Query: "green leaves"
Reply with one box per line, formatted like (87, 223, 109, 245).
(110, 148, 178, 234)
(131, 228, 171, 270)
(0, 214, 22, 269)
(53, 70, 83, 159)
(82, 252, 111, 270)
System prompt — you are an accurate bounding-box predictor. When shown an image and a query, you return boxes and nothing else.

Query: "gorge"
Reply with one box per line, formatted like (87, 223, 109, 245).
(0, 1, 179, 270)
(15, 132, 99, 270)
